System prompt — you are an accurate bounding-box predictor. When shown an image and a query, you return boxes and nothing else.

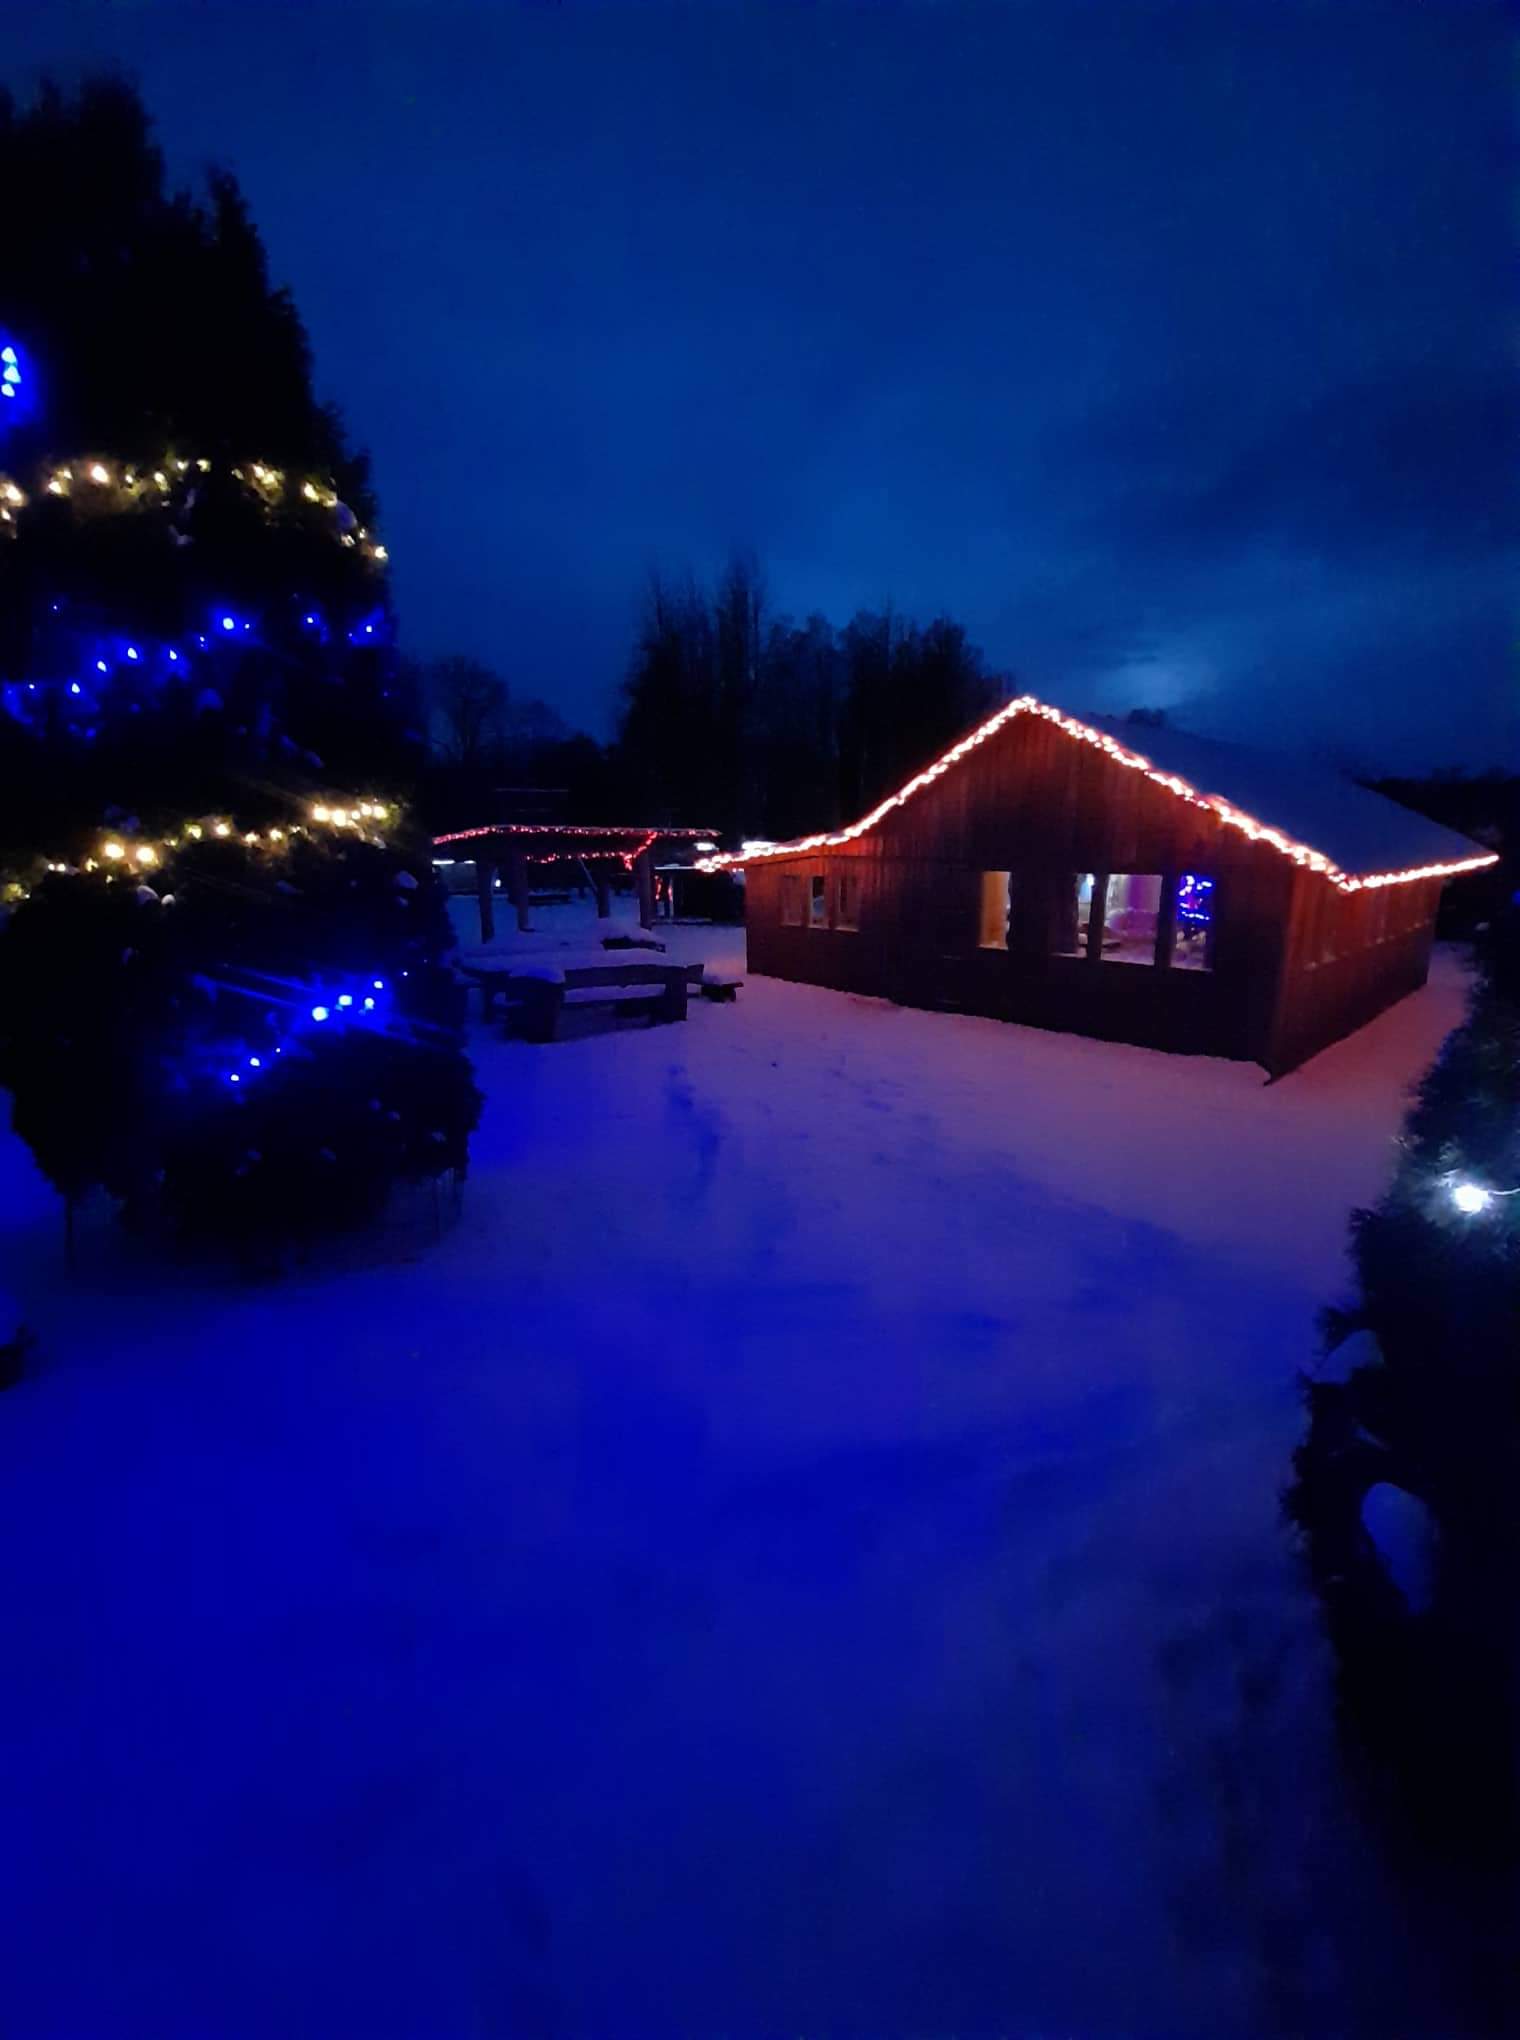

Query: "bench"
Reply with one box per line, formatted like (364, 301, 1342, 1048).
(511, 961, 689, 1041)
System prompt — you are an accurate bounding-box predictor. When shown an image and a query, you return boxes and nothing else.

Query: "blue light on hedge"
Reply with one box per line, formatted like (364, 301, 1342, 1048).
(220, 615, 236, 632)
(311, 1005, 329, 1022)
(229, 1073, 241, 1083)
(96, 659, 107, 673)
(167, 649, 179, 662)
(363, 997, 375, 1010)
(338, 995, 353, 1007)
(126, 646, 139, 661)
(69, 682, 81, 695)
(248, 1056, 261, 1069)
(372, 979, 384, 989)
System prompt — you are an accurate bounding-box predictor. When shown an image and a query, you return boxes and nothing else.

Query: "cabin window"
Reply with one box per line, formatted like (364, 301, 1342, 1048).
(1170, 872, 1215, 972)
(780, 874, 805, 926)
(1100, 873, 1164, 965)
(836, 871, 862, 931)
(978, 870, 1011, 949)
(809, 875, 828, 928)
(1054, 872, 1097, 955)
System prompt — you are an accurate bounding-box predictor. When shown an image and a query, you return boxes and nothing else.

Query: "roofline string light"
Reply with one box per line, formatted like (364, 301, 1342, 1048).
(432, 823, 716, 846)
(699, 695, 1499, 894)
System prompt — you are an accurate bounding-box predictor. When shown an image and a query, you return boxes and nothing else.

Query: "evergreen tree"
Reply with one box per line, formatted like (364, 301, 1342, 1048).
(615, 566, 1004, 840)
(1287, 904, 1520, 1855)
(0, 80, 474, 1265)
(0, 77, 412, 852)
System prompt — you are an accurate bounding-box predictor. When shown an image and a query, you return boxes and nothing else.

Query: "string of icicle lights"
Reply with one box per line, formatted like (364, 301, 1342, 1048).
(701, 695, 1500, 895)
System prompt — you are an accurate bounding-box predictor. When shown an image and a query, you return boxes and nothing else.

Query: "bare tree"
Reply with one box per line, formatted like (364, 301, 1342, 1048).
(427, 656, 509, 768)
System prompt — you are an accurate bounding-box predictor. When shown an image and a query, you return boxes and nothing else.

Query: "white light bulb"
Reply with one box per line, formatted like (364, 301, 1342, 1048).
(1450, 1181, 1493, 1217)
(89, 463, 110, 484)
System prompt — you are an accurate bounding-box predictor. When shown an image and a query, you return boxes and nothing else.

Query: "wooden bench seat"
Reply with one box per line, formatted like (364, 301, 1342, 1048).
(563, 982, 665, 1007)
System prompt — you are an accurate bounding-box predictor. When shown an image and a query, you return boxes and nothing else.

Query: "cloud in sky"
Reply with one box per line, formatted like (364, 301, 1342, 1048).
(3, 0, 1514, 768)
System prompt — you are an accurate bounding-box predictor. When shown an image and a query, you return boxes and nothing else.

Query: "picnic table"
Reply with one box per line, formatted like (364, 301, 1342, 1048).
(455, 947, 741, 1040)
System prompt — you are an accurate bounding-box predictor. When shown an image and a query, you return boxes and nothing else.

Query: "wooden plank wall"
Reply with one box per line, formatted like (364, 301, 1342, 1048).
(747, 718, 1294, 1061)
(744, 715, 1447, 1073)
(1270, 871, 1441, 1072)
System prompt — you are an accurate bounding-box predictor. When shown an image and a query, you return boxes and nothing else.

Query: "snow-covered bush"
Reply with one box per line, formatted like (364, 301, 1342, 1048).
(1287, 903, 1520, 1858)
(0, 825, 479, 1254)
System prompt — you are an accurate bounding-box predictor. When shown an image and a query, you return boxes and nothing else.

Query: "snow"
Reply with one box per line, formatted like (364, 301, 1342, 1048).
(1087, 713, 1491, 877)
(0, 899, 1487, 2035)
(1361, 1482, 1438, 1614)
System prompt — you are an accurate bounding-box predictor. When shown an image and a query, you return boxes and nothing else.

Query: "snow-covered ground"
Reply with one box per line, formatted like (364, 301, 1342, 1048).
(0, 900, 1483, 2036)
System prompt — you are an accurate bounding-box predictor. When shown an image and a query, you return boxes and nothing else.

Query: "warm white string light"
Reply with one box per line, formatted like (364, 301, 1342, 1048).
(0, 798, 400, 902)
(701, 695, 1500, 894)
(0, 454, 389, 567)
(1445, 1175, 1520, 1218)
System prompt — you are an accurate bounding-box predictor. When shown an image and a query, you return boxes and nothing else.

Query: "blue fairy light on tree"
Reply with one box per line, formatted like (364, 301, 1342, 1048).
(0, 336, 36, 431)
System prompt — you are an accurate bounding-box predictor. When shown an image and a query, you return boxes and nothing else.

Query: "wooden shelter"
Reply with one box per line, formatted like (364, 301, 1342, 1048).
(726, 697, 1496, 1075)
(432, 823, 716, 940)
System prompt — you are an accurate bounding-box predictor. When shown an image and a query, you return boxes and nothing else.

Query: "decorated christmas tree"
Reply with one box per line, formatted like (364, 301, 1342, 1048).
(0, 79, 477, 1260)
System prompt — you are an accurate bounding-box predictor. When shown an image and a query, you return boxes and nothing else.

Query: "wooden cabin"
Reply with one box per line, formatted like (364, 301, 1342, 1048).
(734, 698, 1497, 1075)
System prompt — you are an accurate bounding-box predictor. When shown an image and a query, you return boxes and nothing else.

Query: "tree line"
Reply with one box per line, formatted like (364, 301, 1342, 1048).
(420, 554, 1007, 843)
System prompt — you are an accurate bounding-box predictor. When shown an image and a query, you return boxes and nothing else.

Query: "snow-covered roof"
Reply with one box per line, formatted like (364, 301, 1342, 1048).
(718, 695, 1497, 892)
(1086, 717, 1489, 883)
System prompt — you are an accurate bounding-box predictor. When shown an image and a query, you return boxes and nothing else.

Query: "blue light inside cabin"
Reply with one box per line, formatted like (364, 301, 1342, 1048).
(1177, 873, 1215, 925)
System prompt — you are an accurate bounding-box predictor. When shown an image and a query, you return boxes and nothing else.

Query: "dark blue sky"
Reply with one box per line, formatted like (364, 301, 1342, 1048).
(7, 2, 1515, 768)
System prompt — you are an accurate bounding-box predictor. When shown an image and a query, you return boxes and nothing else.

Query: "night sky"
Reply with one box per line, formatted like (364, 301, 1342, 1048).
(6, 2, 1515, 770)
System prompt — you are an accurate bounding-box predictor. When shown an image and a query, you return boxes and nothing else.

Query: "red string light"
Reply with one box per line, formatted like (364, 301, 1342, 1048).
(432, 823, 714, 847)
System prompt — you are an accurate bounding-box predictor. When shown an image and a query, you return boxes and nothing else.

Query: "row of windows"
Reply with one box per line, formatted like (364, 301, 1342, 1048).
(781, 868, 1217, 973)
(982, 869, 1215, 972)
